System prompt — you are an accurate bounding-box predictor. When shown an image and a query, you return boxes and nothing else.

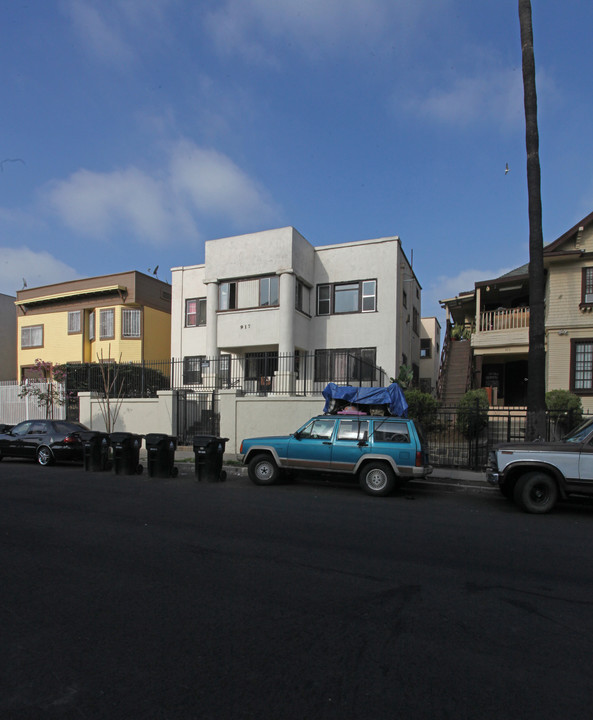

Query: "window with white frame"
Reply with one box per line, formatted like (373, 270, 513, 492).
(121, 308, 141, 338)
(316, 280, 377, 316)
(21, 325, 43, 349)
(89, 311, 95, 341)
(582, 268, 593, 305)
(99, 308, 114, 340)
(68, 311, 81, 334)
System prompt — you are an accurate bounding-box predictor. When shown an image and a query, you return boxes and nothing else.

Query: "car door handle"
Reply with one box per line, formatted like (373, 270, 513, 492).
(322, 441, 332, 445)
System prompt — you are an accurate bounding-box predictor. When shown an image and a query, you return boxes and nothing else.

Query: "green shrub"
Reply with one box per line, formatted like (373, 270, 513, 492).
(545, 389, 583, 433)
(404, 389, 440, 432)
(457, 389, 489, 438)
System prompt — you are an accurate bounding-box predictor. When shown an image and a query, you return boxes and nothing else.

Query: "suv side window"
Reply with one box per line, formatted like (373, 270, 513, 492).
(373, 420, 411, 444)
(299, 418, 337, 440)
(337, 419, 369, 441)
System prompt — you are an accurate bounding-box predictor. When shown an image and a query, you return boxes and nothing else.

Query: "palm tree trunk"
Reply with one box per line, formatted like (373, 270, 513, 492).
(519, 0, 546, 440)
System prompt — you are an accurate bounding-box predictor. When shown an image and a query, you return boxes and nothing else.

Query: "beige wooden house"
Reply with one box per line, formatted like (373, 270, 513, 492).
(439, 210, 593, 411)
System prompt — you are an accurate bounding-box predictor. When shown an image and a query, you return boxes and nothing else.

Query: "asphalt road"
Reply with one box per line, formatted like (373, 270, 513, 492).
(2, 461, 593, 720)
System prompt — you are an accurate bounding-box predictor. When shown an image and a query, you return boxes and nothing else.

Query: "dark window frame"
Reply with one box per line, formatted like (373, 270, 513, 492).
(185, 297, 207, 327)
(314, 347, 377, 383)
(571, 338, 593, 394)
(581, 268, 593, 306)
(316, 280, 377, 316)
(183, 355, 205, 385)
(21, 324, 44, 349)
(67, 310, 82, 335)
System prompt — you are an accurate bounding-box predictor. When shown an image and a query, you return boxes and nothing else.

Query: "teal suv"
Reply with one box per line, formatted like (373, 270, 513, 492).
(240, 414, 432, 496)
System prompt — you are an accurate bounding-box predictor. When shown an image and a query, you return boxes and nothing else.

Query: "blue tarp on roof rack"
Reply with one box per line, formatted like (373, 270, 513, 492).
(322, 383, 408, 418)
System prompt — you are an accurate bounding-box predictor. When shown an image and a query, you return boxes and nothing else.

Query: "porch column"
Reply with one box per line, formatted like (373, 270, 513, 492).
(277, 271, 296, 393)
(205, 281, 219, 359)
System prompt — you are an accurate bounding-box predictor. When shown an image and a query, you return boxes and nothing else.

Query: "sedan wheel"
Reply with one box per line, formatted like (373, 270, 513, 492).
(37, 446, 54, 466)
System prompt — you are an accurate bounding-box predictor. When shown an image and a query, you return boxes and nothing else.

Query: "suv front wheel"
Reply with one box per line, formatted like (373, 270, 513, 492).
(248, 454, 280, 486)
(359, 462, 396, 497)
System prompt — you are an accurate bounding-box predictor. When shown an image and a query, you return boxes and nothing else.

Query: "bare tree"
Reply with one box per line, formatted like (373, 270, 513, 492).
(96, 347, 125, 433)
(519, 0, 546, 440)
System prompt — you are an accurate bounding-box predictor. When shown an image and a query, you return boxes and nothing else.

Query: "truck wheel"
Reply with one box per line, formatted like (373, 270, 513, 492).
(513, 472, 558, 514)
(359, 462, 396, 496)
(248, 454, 279, 485)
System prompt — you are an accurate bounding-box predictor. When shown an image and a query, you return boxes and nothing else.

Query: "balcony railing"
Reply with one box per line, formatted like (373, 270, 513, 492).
(479, 307, 529, 332)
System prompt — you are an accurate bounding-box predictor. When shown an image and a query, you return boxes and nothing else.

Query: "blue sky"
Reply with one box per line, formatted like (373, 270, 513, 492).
(2, 1, 593, 323)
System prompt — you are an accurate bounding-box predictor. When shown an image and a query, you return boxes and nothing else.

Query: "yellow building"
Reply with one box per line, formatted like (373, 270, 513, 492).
(15, 271, 171, 379)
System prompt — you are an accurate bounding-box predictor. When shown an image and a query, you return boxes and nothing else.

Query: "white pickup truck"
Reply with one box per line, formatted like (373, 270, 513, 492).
(486, 417, 593, 513)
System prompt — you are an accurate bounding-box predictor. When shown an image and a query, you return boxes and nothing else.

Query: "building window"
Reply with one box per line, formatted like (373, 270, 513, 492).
(316, 280, 377, 316)
(219, 282, 237, 311)
(420, 339, 431, 358)
(68, 311, 81, 334)
(89, 311, 95, 341)
(403, 290, 407, 308)
(582, 268, 593, 305)
(314, 347, 376, 382)
(186, 298, 206, 327)
(317, 284, 331, 315)
(572, 340, 593, 392)
(362, 280, 377, 312)
(99, 309, 114, 340)
(295, 281, 310, 314)
(412, 307, 419, 335)
(122, 308, 141, 338)
(21, 325, 43, 349)
(260, 276, 279, 307)
(183, 355, 204, 384)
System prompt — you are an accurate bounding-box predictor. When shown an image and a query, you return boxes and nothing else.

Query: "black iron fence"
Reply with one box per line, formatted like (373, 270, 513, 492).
(63, 352, 388, 398)
(425, 405, 589, 470)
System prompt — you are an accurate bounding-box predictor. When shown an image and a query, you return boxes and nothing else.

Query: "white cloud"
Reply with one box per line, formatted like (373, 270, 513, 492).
(45, 140, 278, 245)
(0, 247, 80, 297)
(404, 68, 525, 128)
(63, 0, 135, 65)
(205, 0, 436, 62)
(422, 265, 515, 322)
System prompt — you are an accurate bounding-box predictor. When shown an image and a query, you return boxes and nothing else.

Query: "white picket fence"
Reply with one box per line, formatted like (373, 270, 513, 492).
(0, 380, 67, 425)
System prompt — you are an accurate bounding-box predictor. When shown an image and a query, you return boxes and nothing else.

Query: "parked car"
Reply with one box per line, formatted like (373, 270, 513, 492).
(486, 417, 593, 513)
(240, 414, 432, 496)
(0, 419, 90, 466)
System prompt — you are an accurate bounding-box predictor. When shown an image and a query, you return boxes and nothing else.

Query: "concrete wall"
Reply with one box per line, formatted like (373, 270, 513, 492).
(77, 389, 325, 457)
(78, 391, 176, 436)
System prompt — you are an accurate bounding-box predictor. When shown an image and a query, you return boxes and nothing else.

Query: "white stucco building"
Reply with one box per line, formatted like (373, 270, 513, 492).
(171, 227, 421, 392)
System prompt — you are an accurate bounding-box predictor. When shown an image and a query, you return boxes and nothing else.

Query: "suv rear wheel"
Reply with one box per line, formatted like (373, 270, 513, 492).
(359, 462, 396, 497)
(514, 471, 558, 514)
(248, 454, 280, 485)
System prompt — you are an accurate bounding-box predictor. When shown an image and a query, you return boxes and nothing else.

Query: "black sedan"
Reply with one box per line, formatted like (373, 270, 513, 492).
(0, 419, 90, 466)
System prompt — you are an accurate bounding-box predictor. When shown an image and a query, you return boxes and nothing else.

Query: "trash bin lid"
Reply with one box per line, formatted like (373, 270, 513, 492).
(145, 433, 177, 448)
(193, 434, 220, 448)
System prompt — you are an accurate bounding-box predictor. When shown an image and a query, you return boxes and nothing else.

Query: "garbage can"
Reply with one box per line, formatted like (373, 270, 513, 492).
(193, 435, 229, 482)
(110, 432, 143, 475)
(145, 433, 178, 478)
(80, 431, 111, 472)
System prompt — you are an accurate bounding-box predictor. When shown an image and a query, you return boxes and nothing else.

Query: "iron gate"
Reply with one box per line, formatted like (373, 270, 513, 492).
(176, 390, 220, 445)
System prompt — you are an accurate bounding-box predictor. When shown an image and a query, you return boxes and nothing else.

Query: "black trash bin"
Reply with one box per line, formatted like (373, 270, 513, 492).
(80, 431, 111, 472)
(193, 435, 229, 482)
(110, 432, 143, 475)
(145, 433, 178, 478)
